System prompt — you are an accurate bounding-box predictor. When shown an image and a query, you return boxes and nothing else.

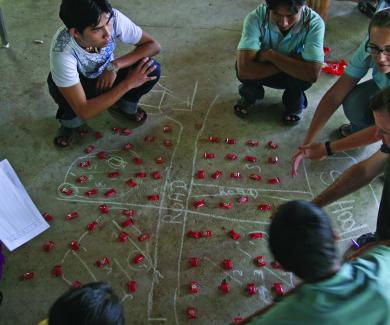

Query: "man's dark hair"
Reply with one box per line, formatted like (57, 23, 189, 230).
(370, 87, 390, 114)
(59, 0, 113, 33)
(266, 0, 306, 14)
(268, 200, 337, 280)
(369, 7, 390, 34)
(48, 282, 125, 325)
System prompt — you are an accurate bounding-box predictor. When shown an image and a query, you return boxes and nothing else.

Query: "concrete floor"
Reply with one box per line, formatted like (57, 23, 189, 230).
(0, 0, 384, 324)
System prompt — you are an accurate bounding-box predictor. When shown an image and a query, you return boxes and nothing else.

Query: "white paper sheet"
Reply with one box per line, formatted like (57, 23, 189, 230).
(0, 159, 49, 251)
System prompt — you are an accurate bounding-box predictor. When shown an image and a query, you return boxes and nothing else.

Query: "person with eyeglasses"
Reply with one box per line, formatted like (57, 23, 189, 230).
(234, 0, 325, 125)
(292, 8, 390, 172)
(47, 0, 161, 148)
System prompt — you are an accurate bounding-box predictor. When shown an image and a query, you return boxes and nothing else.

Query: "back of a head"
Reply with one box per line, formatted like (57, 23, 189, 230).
(266, 0, 306, 13)
(370, 86, 390, 114)
(48, 282, 125, 325)
(59, 0, 113, 32)
(269, 200, 337, 280)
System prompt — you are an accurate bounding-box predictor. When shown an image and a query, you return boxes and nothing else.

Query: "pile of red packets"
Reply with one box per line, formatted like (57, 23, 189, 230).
(321, 47, 347, 76)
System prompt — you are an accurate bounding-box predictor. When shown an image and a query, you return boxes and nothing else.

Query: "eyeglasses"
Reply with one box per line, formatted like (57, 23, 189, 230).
(365, 42, 390, 56)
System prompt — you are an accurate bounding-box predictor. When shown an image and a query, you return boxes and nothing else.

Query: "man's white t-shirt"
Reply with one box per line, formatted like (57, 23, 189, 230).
(50, 8, 142, 88)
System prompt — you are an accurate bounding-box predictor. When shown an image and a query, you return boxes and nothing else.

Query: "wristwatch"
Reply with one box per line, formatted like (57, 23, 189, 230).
(325, 141, 334, 156)
(105, 62, 119, 74)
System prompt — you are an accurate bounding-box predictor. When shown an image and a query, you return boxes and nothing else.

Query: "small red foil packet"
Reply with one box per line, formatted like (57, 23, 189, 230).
(223, 259, 233, 270)
(52, 265, 63, 277)
(189, 281, 199, 294)
(20, 272, 34, 281)
(208, 136, 220, 143)
(43, 240, 55, 252)
(249, 232, 263, 239)
(211, 170, 222, 180)
(225, 138, 236, 144)
(97, 151, 106, 160)
(258, 204, 272, 211)
(187, 307, 197, 320)
(196, 169, 205, 179)
(247, 283, 257, 296)
(193, 199, 205, 208)
(267, 140, 279, 149)
(244, 155, 257, 163)
(138, 234, 150, 242)
(133, 157, 143, 165)
(204, 152, 215, 159)
(219, 279, 231, 294)
(226, 153, 238, 160)
(79, 160, 91, 168)
(229, 230, 240, 240)
(66, 211, 79, 220)
(268, 177, 281, 185)
(189, 257, 201, 267)
(96, 257, 110, 268)
(84, 145, 94, 154)
(147, 194, 160, 201)
(246, 140, 259, 146)
(127, 280, 137, 293)
(133, 254, 145, 264)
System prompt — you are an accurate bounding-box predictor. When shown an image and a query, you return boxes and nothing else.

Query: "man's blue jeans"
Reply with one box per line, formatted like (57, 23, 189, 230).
(236, 66, 312, 114)
(47, 61, 161, 127)
(342, 79, 379, 132)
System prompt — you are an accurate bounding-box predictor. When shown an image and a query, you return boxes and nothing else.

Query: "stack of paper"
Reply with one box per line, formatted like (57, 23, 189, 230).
(0, 159, 49, 251)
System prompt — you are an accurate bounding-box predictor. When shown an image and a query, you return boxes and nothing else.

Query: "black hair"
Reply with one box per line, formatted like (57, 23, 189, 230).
(268, 200, 337, 280)
(266, 0, 306, 14)
(369, 7, 390, 34)
(59, 0, 113, 33)
(48, 282, 125, 325)
(370, 86, 390, 114)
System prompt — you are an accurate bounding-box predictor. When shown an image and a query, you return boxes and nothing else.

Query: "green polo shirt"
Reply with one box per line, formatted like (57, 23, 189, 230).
(238, 4, 325, 63)
(248, 246, 390, 324)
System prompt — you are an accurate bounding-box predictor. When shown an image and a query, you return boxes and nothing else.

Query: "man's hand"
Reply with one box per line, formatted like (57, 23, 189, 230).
(291, 150, 304, 177)
(299, 143, 327, 161)
(96, 70, 117, 92)
(125, 57, 157, 89)
(291, 143, 328, 176)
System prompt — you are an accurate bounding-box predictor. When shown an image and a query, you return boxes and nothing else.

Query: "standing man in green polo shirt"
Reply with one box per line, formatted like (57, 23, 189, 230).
(234, 0, 325, 125)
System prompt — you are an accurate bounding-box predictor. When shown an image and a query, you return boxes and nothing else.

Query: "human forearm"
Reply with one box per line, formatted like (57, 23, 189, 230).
(237, 60, 280, 79)
(312, 151, 386, 207)
(303, 96, 342, 144)
(79, 81, 133, 119)
(113, 41, 161, 69)
(265, 50, 320, 82)
(303, 75, 359, 145)
(329, 126, 380, 153)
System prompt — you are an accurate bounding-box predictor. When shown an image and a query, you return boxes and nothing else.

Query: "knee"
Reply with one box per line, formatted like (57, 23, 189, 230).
(286, 76, 312, 90)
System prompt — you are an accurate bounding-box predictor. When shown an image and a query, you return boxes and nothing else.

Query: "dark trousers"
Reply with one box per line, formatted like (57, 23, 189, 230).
(47, 60, 161, 120)
(236, 63, 312, 114)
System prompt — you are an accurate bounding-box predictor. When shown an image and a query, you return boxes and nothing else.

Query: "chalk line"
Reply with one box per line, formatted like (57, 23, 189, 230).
(192, 183, 312, 194)
(176, 95, 220, 296)
(113, 258, 132, 281)
(72, 250, 97, 281)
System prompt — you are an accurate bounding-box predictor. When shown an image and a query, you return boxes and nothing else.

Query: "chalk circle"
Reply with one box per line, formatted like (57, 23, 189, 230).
(127, 251, 152, 272)
(107, 156, 127, 169)
(58, 182, 79, 198)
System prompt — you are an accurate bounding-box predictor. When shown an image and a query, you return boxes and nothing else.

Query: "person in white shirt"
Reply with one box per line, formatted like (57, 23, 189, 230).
(47, 0, 161, 147)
